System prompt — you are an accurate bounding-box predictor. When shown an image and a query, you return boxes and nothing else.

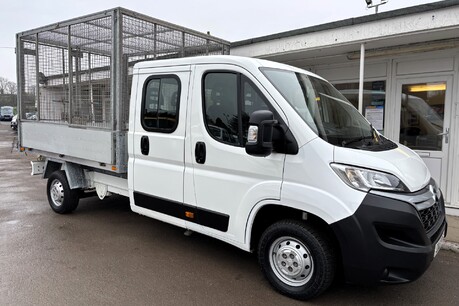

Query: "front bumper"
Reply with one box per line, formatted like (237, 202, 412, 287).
(331, 180, 446, 285)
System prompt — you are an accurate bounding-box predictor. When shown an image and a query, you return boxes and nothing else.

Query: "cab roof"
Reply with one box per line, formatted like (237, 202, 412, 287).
(133, 55, 321, 79)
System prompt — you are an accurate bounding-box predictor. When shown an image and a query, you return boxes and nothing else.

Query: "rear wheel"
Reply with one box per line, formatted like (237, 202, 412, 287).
(47, 170, 79, 214)
(258, 220, 337, 300)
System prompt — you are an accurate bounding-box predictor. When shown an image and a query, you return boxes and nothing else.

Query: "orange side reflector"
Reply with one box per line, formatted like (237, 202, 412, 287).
(20, 147, 25, 152)
(111, 166, 117, 171)
(185, 211, 194, 219)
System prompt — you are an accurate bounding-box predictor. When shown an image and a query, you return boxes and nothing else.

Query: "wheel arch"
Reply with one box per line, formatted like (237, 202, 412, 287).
(247, 204, 339, 254)
(44, 160, 87, 189)
(44, 160, 63, 179)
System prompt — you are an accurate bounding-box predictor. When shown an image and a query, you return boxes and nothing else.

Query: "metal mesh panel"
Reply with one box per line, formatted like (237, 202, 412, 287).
(38, 30, 69, 123)
(18, 8, 230, 131)
(70, 17, 112, 128)
(20, 40, 37, 120)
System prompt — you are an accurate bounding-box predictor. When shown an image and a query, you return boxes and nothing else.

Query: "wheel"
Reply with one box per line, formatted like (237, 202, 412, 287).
(258, 220, 337, 300)
(46, 170, 79, 214)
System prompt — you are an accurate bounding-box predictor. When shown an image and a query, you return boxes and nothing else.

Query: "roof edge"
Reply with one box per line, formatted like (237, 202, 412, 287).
(231, 0, 459, 47)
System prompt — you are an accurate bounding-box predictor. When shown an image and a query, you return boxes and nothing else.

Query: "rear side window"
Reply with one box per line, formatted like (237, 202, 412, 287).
(142, 76, 180, 132)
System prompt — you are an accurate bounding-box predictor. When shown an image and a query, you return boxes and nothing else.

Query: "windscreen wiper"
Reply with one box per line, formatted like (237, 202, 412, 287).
(342, 135, 374, 147)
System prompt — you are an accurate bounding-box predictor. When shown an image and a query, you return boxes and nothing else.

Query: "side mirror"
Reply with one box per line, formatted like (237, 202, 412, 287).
(245, 110, 277, 157)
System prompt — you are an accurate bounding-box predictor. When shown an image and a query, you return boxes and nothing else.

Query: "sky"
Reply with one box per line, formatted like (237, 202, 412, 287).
(0, 0, 441, 82)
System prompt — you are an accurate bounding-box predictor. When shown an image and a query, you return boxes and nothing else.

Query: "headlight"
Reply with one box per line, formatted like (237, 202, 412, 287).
(330, 163, 409, 192)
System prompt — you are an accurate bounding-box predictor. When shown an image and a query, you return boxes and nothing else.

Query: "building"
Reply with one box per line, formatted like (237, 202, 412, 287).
(231, 0, 459, 214)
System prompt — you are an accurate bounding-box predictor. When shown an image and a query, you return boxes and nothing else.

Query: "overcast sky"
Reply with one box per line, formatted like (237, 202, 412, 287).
(0, 0, 440, 81)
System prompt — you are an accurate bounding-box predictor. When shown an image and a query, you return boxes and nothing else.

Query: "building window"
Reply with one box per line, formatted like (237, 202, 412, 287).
(400, 82, 446, 151)
(334, 81, 386, 133)
(142, 76, 180, 133)
(203, 72, 272, 146)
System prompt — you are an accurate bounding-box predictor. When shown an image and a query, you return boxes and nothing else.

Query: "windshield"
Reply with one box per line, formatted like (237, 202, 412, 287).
(262, 68, 389, 149)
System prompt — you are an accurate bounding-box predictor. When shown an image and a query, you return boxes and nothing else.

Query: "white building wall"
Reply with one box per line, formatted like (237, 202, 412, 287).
(231, 7, 459, 59)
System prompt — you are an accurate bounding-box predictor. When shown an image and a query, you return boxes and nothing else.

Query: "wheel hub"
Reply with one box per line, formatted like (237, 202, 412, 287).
(50, 179, 64, 207)
(269, 237, 313, 286)
(276, 248, 303, 276)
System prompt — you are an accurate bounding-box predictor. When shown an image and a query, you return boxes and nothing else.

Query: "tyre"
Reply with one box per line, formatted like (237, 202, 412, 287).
(258, 220, 337, 300)
(47, 170, 79, 214)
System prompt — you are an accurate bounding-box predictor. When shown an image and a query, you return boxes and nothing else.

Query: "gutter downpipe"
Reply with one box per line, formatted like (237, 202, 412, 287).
(358, 43, 365, 114)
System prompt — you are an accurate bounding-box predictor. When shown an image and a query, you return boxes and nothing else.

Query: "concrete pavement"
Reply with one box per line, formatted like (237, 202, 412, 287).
(444, 215, 459, 252)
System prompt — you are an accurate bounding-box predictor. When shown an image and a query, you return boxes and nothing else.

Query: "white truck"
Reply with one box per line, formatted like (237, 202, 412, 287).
(17, 9, 447, 300)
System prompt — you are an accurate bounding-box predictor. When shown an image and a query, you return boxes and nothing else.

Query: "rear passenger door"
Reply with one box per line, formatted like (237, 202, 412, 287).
(130, 65, 191, 228)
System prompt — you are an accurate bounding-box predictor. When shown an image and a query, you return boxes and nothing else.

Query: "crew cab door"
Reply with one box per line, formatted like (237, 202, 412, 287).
(129, 65, 191, 228)
(186, 64, 286, 242)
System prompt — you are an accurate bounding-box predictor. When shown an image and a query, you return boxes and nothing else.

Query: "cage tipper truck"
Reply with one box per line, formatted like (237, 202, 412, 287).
(17, 9, 446, 301)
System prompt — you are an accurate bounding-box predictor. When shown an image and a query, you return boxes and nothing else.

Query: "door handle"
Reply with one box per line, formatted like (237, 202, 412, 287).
(438, 128, 449, 144)
(141, 136, 150, 155)
(195, 142, 206, 164)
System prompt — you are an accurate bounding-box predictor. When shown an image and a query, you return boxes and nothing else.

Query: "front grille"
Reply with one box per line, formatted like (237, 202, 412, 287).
(419, 202, 441, 232)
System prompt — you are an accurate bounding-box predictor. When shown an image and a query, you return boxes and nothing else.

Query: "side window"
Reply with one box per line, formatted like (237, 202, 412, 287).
(142, 76, 180, 132)
(241, 79, 271, 144)
(204, 73, 240, 145)
(203, 72, 272, 146)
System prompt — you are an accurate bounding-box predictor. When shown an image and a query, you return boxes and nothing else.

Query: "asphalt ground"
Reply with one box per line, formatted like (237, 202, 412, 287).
(1, 121, 458, 305)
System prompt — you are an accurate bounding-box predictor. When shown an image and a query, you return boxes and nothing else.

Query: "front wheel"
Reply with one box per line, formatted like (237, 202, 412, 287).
(258, 220, 337, 300)
(47, 170, 79, 214)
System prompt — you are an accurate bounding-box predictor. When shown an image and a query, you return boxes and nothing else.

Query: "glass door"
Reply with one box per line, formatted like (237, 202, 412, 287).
(395, 77, 452, 193)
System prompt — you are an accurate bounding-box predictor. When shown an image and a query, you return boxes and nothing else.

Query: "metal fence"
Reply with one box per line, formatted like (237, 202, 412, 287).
(17, 8, 230, 131)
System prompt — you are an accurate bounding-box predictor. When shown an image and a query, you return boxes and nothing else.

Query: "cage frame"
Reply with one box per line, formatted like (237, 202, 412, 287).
(16, 7, 230, 173)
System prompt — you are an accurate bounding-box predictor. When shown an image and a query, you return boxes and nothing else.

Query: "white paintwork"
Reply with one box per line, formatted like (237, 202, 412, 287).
(129, 65, 191, 228)
(282, 138, 367, 223)
(187, 63, 285, 245)
(124, 56, 434, 250)
(22, 121, 113, 164)
(335, 143, 430, 193)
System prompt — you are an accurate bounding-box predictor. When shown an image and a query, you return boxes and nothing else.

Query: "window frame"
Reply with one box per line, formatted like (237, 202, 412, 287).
(141, 74, 181, 133)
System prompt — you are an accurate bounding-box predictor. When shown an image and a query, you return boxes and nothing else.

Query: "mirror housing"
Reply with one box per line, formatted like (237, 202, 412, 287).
(245, 110, 277, 157)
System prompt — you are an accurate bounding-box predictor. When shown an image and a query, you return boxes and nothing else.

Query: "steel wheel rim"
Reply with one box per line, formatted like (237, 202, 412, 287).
(50, 179, 64, 207)
(269, 236, 314, 287)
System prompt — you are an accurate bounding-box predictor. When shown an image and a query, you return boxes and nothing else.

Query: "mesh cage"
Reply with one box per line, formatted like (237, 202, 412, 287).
(70, 17, 112, 128)
(19, 39, 37, 120)
(17, 8, 230, 131)
(37, 29, 69, 123)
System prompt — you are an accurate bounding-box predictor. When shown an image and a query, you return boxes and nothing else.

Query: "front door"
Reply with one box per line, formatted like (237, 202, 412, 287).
(186, 64, 286, 242)
(394, 76, 452, 194)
